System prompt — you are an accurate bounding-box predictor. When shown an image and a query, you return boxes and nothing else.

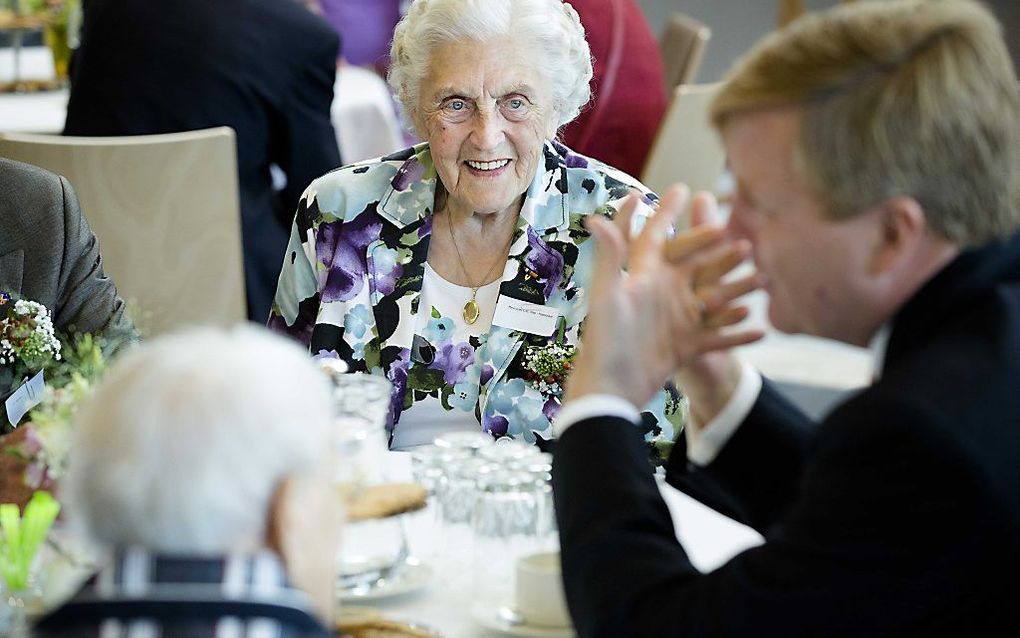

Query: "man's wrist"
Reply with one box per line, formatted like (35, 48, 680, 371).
(554, 394, 642, 437)
(685, 360, 761, 466)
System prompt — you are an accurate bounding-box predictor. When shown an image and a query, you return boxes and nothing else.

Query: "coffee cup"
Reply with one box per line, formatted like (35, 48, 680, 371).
(515, 551, 571, 628)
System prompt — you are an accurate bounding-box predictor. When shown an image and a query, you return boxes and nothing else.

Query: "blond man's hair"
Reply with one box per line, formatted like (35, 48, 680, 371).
(711, 0, 1020, 247)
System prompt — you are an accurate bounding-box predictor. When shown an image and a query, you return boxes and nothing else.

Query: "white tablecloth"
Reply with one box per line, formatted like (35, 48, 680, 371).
(360, 452, 763, 637)
(31, 450, 762, 637)
(0, 48, 407, 163)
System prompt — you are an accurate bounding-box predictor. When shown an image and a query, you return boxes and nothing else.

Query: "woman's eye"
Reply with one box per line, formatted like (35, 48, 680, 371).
(507, 98, 524, 110)
(446, 99, 466, 111)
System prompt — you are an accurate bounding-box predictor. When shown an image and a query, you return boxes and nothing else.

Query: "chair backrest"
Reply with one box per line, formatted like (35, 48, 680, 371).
(641, 83, 727, 203)
(0, 127, 245, 336)
(659, 11, 712, 92)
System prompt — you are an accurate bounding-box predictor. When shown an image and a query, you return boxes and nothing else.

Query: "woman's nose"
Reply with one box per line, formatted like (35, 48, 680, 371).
(470, 109, 505, 150)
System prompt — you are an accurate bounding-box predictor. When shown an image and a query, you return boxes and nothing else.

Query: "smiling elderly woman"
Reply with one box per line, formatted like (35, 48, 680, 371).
(270, 0, 683, 450)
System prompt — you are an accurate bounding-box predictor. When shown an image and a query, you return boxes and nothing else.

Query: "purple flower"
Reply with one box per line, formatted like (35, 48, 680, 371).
(483, 413, 509, 437)
(391, 157, 425, 191)
(542, 397, 561, 422)
(317, 214, 384, 303)
(432, 341, 475, 385)
(418, 215, 433, 240)
(386, 348, 410, 433)
(25, 461, 47, 490)
(19, 426, 43, 457)
(524, 227, 564, 300)
(267, 295, 317, 345)
(480, 364, 495, 386)
(565, 152, 589, 169)
(367, 246, 403, 297)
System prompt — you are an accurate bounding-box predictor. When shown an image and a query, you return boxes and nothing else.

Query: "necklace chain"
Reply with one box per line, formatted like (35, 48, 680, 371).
(445, 211, 515, 324)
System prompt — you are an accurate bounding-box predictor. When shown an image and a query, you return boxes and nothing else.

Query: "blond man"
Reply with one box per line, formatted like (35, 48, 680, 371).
(552, 1, 1020, 635)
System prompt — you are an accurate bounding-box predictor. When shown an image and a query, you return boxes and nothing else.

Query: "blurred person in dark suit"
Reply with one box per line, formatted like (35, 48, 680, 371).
(552, 0, 1020, 635)
(64, 0, 342, 321)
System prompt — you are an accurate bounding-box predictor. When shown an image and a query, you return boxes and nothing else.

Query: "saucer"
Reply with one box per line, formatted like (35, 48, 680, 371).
(338, 557, 433, 602)
(470, 602, 575, 637)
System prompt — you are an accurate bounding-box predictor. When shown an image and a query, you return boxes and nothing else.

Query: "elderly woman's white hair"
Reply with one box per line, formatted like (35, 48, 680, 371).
(65, 326, 333, 554)
(388, 0, 593, 129)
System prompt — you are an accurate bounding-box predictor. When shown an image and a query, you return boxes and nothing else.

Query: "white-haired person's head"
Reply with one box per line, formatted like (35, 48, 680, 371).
(388, 0, 593, 131)
(65, 325, 339, 616)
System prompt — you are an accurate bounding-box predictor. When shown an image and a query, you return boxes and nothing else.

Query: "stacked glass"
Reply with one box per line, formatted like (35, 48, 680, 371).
(409, 435, 554, 606)
(320, 369, 407, 597)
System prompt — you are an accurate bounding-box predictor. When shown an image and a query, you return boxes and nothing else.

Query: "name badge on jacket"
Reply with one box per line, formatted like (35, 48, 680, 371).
(492, 295, 559, 337)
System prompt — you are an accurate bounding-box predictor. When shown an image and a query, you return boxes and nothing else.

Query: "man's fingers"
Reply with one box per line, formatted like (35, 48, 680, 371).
(689, 190, 718, 228)
(695, 329, 766, 355)
(697, 273, 764, 312)
(702, 305, 750, 330)
(663, 226, 728, 263)
(644, 184, 689, 240)
(629, 187, 687, 273)
(612, 192, 641, 238)
(693, 240, 753, 287)
(585, 215, 628, 301)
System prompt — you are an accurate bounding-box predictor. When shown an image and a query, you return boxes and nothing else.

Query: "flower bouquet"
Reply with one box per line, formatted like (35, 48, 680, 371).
(0, 294, 62, 386)
(1, 293, 121, 505)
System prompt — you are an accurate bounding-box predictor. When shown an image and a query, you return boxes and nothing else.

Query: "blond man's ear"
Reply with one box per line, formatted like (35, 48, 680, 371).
(267, 472, 343, 623)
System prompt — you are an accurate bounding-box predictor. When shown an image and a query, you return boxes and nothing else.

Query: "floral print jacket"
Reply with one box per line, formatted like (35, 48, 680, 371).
(269, 140, 684, 448)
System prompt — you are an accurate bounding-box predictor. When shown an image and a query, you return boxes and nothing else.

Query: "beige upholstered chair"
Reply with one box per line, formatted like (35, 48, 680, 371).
(659, 11, 712, 92)
(641, 83, 727, 206)
(0, 127, 246, 336)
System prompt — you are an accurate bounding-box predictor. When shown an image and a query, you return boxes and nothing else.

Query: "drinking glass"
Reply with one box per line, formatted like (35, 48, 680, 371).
(433, 457, 498, 596)
(470, 470, 546, 607)
(477, 439, 541, 465)
(433, 430, 494, 454)
(509, 453, 558, 554)
(407, 444, 471, 562)
(322, 371, 408, 594)
(327, 372, 392, 490)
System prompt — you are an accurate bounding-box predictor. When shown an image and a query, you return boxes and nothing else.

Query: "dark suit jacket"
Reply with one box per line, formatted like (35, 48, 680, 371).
(0, 159, 135, 428)
(64, 0, 342, 320)
(553, 234, 1020, 636)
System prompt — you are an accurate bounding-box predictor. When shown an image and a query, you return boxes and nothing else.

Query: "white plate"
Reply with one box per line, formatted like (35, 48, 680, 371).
(337, 557, 433, 602)
(471, 602, 575, 637)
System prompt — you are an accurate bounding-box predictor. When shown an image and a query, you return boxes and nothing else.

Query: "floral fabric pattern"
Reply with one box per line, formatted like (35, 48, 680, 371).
(270, 141, 684, 448)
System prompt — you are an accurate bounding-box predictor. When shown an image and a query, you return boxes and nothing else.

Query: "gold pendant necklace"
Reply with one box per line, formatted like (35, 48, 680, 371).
(463, 288, 481, 325)
(445, 212, 514, 325)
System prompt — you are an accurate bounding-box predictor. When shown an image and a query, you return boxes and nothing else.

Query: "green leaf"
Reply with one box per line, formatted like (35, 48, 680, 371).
(0, 491, 60, 592)
(406, 364, 445, 393)
(362, 340, 382, 371)
(430, 306, 441, 320)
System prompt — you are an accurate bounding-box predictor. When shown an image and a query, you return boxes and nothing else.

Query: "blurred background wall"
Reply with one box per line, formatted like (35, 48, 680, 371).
(636, 0, 1019, 83)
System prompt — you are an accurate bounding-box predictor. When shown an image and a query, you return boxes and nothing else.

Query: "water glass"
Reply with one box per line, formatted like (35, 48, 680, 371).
(326, 372, 392, 490)
(407, 445, 472, 561)
(321, 372, 407, 590)
(471, 470, 546, 606)
(510, 454, 557, 552)
(433, 457, 498, 595)
(433, 430, 494, 454)
(477, 439, 541, 465)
